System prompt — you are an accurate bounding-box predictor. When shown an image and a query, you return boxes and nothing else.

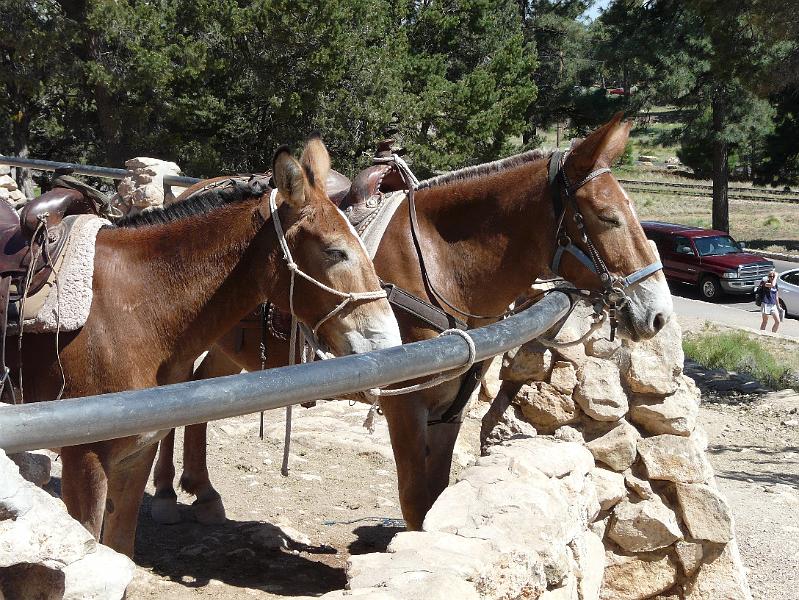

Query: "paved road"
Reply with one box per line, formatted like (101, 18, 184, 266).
(669, 257, 799, 339)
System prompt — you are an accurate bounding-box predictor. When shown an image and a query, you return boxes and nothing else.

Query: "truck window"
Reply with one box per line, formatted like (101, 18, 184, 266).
(673, 236, 694, 255)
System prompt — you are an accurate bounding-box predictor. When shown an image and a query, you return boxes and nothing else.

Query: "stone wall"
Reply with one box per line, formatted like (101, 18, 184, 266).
(301, 299, 752, 600)
(0, 448, 135, 599)
(493, 300, 751, 599)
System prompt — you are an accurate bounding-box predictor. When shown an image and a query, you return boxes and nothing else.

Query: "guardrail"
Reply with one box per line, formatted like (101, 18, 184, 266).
(0, 292, 571, 453)
(0, 155, 200, 188)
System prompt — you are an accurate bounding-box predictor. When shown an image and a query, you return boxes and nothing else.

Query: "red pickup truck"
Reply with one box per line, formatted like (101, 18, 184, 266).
(641, 221, 774, 300)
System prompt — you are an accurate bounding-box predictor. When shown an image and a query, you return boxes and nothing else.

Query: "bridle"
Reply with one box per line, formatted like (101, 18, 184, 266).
(547, 150, 663, 340)
(268, 188, 388, 335)
(268, 187, 389, 474)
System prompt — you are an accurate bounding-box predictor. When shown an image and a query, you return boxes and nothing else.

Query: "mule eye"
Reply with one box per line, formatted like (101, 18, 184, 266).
(325, 248, 349, 262)
(598, 214, 622, 227)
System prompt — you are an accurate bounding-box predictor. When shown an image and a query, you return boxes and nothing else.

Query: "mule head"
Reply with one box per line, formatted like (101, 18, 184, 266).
(556, 113, 673, 341)
(268, 136, 402, 355)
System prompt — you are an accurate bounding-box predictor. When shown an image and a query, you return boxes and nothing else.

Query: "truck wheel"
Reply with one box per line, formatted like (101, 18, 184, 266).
(699, 276, 721, 301)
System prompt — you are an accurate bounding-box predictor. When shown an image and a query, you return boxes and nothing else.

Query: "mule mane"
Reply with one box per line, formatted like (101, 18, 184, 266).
(114, 179, 263, 228)
(416, 149, 551, 190)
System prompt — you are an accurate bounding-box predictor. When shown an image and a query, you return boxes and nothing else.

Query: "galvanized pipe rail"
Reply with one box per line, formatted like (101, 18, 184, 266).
(0, 292, 571, 454)
(0, 154, 200, 188)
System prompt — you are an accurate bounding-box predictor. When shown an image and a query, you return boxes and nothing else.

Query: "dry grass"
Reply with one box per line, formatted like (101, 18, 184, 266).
(683, 323, 799, 390)
(630, 188, 799, 254)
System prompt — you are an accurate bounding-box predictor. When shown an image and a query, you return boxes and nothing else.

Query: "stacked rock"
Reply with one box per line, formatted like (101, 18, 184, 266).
(0, 448, 135, 599)
(0, 172, 28, 206)
(114, 157, 185, 215)
(492, 300, 751, 600)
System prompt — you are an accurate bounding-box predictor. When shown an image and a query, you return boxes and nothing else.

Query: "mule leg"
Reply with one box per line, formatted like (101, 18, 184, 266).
(102, 444, 158, 557)
(382, 398, 430, 530)
(178, 348, 238, 524)
(425, 421, 462, 504)
(151, 429, 181, 524)
(60, 446, 108, 540)
(181, 422, 226, 524)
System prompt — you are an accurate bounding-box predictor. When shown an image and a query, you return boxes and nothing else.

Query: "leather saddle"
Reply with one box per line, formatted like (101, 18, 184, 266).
(0, 179, 107, 398)
(331, 140, 408, 217)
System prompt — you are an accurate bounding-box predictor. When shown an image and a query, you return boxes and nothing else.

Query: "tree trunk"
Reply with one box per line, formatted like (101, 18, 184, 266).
(12, 112, 35, 200)
(711, 95, 729, 233)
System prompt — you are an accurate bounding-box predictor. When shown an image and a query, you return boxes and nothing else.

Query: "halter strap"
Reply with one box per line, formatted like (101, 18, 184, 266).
(547, 151, 663, 340)
(268, 188, 387, 333)
(548, 152, 662, 292)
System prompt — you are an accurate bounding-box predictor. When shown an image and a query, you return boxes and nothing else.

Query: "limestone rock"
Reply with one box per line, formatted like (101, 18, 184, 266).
(0, 187, 11, 206)
(586, 419, 639, 471)
(0, 450, 135, 598)
(501, 341, 553, 382)
(0, 174, 18, 191)
(9, 452, 51, 488)
(623, 468, 655, 500)
(478, 355, 503, 402)
(482, 403, 537, 449)
(550, 361, 578, 395)
(489, 437, 594, 480)
(62, 545, 135, 600)
(607, 497, 682, 552)
(674, 540, 704, 577)
(630, 376, 700, 436)
(683, 539, 753, 600)
(573, 530, 605, 600)
(545, 300, 596, 365)
(624, 318, 683, 395)
(591, 468, 626, 510)
(675, 483, 734, 543)
(555, 425, 584, 444)
(574, 358, 628, 422)
(348, 531, 490, 589)
(586, 335, 623, 359)
(116, 157, 182, 214)
(600, 549, 679, 600)
(638, 435, 713, 483)
(516, 382, 577, 433)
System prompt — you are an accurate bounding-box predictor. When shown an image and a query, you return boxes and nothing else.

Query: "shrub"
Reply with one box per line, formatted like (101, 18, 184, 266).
(683, 330, 797, 390)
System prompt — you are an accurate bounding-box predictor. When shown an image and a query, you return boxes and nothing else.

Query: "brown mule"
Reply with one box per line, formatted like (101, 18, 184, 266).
(154, 114, 673, 530)
(10, 138, 401, 556)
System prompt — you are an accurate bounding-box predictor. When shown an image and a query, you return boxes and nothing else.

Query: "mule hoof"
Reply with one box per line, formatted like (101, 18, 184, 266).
(151, 496, 181, 524)
(193, 497, 226, 525)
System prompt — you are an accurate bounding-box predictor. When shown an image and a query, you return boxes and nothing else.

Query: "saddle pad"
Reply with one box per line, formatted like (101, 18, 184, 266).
(355, 190, 407, 259)
(21, 214, 110, 333)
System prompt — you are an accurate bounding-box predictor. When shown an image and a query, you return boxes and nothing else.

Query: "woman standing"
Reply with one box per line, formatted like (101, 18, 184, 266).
(759, 269, 782, 333)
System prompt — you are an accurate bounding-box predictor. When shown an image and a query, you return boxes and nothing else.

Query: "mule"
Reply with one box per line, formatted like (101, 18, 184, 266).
(11, 138, 401, 556)
(154, 114, 673, 530)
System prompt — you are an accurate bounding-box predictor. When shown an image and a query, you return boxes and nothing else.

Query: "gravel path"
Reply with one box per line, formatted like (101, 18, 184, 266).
(698, 390, 799, 600)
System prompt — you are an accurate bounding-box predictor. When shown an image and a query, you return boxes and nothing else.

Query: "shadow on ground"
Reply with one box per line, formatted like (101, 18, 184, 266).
(133, 492, 346, 596)
(706, 444, 799, 488)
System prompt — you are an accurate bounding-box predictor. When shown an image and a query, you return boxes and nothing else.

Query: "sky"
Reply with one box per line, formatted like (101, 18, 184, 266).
(585, 0, 612, 21)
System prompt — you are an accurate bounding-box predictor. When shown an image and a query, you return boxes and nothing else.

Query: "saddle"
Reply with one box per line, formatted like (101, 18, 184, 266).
(335, 141, 408, 233)
(0, 179, 107, 398)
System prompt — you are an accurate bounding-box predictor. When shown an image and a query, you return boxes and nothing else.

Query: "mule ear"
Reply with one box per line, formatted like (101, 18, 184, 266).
(273, 145, 307, 208)
(569, 112, 632, 170)
(300, 133, 331, 193)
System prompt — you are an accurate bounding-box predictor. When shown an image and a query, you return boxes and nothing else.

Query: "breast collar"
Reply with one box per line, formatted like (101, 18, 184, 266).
(548, 150, 663, 340)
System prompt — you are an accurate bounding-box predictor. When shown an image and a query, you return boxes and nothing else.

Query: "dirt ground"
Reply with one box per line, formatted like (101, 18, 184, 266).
(43, 378, 799, 599)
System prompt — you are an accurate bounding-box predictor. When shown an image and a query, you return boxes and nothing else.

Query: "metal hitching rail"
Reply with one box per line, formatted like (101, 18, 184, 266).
(0, 292, 571, 454)
(0, 155, 200, 188)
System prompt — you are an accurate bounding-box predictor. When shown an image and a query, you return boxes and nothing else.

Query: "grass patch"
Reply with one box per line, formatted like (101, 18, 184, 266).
(763, 215, 781, 227)
(683, 329, 799, 390)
